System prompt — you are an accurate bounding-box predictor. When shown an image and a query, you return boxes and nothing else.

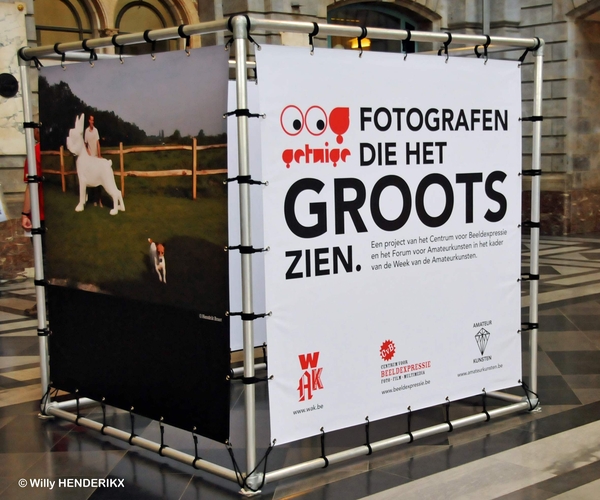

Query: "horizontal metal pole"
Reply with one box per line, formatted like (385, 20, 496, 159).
(20, 16, 542, 63)
(265, 401, 529, 484)
(228, 59, 256, 69)
(42, 53, 129, 62)
(248, 18, 542, 49)
(19, 19, 229, 61)
(48, 397, 97, 412)
(47, 405, 238, 483)
(419, 45, 523, 56)
(488, 391, 529, 404)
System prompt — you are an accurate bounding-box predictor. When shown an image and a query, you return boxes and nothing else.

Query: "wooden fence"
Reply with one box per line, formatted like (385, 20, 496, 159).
(41, 139, 227, 200)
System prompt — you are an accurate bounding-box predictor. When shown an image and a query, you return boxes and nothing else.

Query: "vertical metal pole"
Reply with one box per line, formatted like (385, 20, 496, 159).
(232, 16, 258, 484)
(19, 59, 50, 401)
(482, 0, 490, 34)
(528, 43, 544, 396)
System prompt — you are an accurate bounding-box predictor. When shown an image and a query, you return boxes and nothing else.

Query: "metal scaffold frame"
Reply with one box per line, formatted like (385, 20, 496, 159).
(18, 15, 543, 494)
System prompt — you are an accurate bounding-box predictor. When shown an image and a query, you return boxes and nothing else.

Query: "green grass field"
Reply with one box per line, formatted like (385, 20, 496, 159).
(43, 149, 229, 313)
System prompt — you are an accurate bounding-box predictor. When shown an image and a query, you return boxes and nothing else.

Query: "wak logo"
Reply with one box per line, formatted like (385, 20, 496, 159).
(281, 106, 351, 168)
(297, 352, 324, 401)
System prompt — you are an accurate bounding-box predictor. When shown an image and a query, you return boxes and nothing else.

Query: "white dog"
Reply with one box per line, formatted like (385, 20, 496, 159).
(148, 238, 166, 283)
(66, 114, 125, 216)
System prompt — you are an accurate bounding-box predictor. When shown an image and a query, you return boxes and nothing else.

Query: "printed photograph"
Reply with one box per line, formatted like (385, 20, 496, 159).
(39, 46, 229, 313)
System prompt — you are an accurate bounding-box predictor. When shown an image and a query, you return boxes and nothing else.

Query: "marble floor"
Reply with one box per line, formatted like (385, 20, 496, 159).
(0, 235, 599, 499)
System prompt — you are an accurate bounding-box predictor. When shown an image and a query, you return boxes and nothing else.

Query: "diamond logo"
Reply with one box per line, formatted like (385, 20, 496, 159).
(475, 328, 490, 355)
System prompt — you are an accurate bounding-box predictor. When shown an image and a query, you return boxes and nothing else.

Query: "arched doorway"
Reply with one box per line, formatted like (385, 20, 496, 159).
(327, 1, 438, 53)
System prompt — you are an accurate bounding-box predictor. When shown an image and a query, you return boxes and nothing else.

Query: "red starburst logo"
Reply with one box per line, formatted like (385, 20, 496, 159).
(380, 340, 396, 361)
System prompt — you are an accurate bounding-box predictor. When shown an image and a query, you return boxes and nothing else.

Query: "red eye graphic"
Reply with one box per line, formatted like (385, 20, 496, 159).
(305, 106, 328, 136)
(329, 107, 350, 144)
(280, 105, 304, 136)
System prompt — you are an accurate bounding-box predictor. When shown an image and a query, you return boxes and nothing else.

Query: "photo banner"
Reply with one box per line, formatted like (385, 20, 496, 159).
(256, 46, 522, 445)
(40, 47, 231, 442)
(40, 46, 229, 315)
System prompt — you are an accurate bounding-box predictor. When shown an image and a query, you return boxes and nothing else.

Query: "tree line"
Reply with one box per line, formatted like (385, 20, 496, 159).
(39, 78, 226, 151)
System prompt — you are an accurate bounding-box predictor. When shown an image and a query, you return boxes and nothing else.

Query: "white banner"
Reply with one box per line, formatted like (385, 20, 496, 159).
(256, 46, 522, 445)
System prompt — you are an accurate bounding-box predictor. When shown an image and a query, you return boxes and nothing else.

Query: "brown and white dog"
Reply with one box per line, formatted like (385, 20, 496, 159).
(148, 238, 166, 283)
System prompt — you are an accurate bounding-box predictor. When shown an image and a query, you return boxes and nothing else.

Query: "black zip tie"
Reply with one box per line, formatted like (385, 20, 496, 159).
(520, 379, 540, 410)
(445, 398, 453, 432)
(31, 227, 46, 235)
(225, 175, 267, 186)
(245, 441, 275, 492)
(262, 342, 268, 371)
(520, 115, 544, 122)
(403, 29, 412, 60)
(227, 15, 260, 50)
(320, 428, 329, 468)
(32, 56, 43, 70)
(81, 39, 97, 66)
(178, 24, 191, 55)
(100, 398, 108, 435)
(309, 23, 319, 55)
(226, 311, 271, 321)
(521, 220, 541, 229)
(194, 436, 204, 470)
(34, 279, 47, 287)
(143, 30, 157, 60)
(364, 417, 372, 455)
(129, 408, 137, 445)
(225, 441, 246, 489)
(438, 32, 452, 61)
(483, 34, 491, 62)
(519, 273, 540, 282)
(223, 109, 265, 119)
(474, 35, 491, 62)
(225, 439, 274, 492)
(482, 390, 490, 422)
(18, 47, 44, 70)
(39, 385, 52, 414)
(75, 390, 81, 425)
(53, 43, 66, 69)
(518, 37, 541, 65)
(521, 169, 542, 176)
(224, 36, 234, 51)
(37, 328, 50, 337)
(26, 174, 44, 183)
(520, 322, 539, 332)
(111, 34, 125, 63)
(192, 430, 201, 469)
(241, 375, 273, 385)
(23, 121, 41, 129)
(406, 406, 414, 443)
(158, 418, 168, 456)
(357, 27, 367, 57)
(226, 245, 268, 254)
(244, 14, 260, 50)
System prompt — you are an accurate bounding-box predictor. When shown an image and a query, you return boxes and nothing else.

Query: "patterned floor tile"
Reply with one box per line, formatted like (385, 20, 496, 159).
(546, 352, 600, 375)
(0, 237, 599, 498)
